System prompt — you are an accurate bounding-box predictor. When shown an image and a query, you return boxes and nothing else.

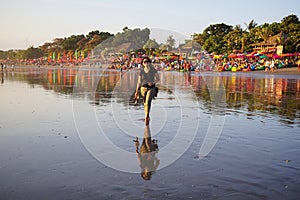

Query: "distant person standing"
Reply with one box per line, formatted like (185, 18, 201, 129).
(264, 59, 270, 72)
(270, 59, 276, 72)
(135, 57, 160, 125)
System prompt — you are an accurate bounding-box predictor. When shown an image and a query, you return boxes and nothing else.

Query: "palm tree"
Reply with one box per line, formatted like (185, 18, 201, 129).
(275, 32, 289, 46)
(234, 24, 243, 32)
(245, 20, 258, 32)
(256, 27, 272, 43)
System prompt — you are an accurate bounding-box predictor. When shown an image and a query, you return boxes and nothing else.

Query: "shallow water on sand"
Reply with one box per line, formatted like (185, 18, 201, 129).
(0, 67, 299, 199)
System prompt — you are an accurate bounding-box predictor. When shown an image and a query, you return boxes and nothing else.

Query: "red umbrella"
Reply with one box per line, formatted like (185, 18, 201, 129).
(272, 54, 281, 59)
(229, 53, 237, 58)
(281, 53, 294, 57)
(246, 54, 255, 58)
(237, 53, 245, 58)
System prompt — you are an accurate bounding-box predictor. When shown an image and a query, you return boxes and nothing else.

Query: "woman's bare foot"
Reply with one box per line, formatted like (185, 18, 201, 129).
(145, 117, 150, 125)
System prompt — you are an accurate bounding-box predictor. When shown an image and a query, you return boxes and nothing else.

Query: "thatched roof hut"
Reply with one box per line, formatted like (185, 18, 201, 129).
(251, 32, 288, 54)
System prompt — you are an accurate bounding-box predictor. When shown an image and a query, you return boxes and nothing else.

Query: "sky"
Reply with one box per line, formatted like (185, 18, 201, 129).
(0, 0, 299, 50)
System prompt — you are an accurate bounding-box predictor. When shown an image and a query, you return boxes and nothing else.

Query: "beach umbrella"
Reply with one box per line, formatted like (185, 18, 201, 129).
(272, 54, 281, 59)
(222, 54, 228, 59)
(229, 53, 237, 58)
(213, 55, 221, 59)
(246, 54, 255, 58)
(237, 53, 245, 58)
(259, 55, 268, 59)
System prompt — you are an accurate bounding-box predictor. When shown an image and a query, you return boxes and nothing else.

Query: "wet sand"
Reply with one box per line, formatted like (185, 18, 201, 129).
(0, 67, 299, 199)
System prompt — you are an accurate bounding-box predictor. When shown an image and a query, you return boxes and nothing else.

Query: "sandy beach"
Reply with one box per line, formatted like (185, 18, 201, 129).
(252, 66, 300, 75)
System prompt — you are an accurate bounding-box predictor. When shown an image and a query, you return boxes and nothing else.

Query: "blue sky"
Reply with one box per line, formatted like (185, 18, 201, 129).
(0, 0, 299, 50)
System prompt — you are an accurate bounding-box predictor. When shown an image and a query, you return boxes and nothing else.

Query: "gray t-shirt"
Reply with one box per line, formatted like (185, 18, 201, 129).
(139, 66, 157, 86)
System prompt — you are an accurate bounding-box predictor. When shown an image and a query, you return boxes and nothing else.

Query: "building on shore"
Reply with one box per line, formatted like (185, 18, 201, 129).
(250, 32, 288, 55)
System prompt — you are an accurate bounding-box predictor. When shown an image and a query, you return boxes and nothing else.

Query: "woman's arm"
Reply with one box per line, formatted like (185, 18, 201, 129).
(136, 75, 141, 92)
(154, 72, 160, 84)
(135, 74, 141, 99)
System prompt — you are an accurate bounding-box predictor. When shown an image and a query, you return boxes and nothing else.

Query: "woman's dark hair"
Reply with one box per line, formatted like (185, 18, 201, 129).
(141, 171, 152, 180)
(141, 57, 151, 64)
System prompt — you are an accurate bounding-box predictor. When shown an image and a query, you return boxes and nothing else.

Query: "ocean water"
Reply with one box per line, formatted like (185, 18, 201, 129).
(0, 67, 299, 199)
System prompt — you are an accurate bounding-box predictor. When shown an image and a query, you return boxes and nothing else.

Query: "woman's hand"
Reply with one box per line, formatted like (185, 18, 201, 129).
(147, 82, 154, 86)
(134, 91, 139, 100)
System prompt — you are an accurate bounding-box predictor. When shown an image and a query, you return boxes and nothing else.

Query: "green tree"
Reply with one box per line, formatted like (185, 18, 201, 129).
(166, 35, 176, 50)
(224, 25, 243, 53)
(86, 30, 100, 41)
(24, 46, 44, 59)
(268, 22, 281, 35)
(255, 24, 272, 43)
(192, 33, 205, 46)
(243, 19, 259, 51)
(77, 37, 88, 50)
(62, 34, 85, 51)
(280, 14, 300, 52)
(40, 42, 53, 55)
(0, 50, 8, 59)
(245, 20, 258, 32)
(281, 14, 299, 33)
(203, 35, 220, 53)
(143, 39, 159, 55)
(159, 43, 171, 52)
(112, 27, 150, 51)
(201, 23, 233, 53)
(85, 32, 113, 51)
(275, 32, 289, 46)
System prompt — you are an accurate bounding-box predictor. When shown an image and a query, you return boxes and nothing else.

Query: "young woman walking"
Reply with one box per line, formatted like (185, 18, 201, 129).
(135, 57, 160, 125)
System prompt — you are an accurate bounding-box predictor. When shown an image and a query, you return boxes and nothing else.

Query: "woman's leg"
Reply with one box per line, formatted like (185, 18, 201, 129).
(141, 87, 155, 124)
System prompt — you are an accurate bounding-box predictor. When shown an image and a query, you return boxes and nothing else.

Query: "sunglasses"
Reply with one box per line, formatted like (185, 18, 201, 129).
(143, 60, 150, 63)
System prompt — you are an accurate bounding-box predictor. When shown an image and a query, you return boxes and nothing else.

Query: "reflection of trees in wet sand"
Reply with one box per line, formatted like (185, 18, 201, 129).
(192, 74, 300, 122)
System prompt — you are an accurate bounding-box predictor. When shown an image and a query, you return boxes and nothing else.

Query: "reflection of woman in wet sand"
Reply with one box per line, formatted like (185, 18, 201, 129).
(135, 57, 160, 125)
(134, 125, 160, 180)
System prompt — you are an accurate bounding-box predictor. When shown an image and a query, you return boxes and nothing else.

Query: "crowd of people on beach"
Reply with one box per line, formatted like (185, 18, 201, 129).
(1, 51, 300, 73)
(109, 53, 300, 73)
(215, 56, 299, 72)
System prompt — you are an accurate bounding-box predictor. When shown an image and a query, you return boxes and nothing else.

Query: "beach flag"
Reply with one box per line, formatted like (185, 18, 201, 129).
(68, 51, 73, 62)
(74, 50, 78, 60)
(63, 50, 67, 61)
(48, 53, 52, 62)
(81, 50, 84, 59)
(87, 52, 91, 60)
(57, 53, 60, 61)
(52, 52, 56, 61)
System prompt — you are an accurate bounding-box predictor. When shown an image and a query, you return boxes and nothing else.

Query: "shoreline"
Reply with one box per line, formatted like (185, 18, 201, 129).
(249, 66, 300, 75)
(2, 64, 300, 75)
